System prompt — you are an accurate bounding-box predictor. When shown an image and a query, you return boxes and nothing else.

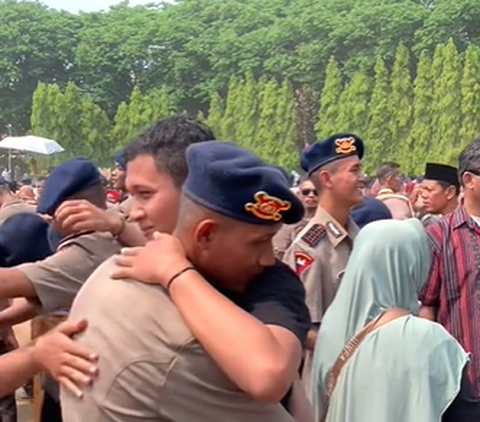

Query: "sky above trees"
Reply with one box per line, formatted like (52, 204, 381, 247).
(43, 0, 171, 13)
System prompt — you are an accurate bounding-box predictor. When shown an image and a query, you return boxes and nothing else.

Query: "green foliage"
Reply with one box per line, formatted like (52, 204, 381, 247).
(365, 57, 390, 174)
(15, 0, 480, 171)
(315, 57, 342, 139)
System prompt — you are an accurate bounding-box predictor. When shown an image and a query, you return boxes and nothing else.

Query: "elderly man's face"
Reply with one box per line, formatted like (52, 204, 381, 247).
(126, 155, 180, 239)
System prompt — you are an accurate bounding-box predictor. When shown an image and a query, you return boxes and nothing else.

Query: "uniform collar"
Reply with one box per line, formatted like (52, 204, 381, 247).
(377, 188, 394, 195)
(1, 198, 23, 209)
(314, 207, 358, 247)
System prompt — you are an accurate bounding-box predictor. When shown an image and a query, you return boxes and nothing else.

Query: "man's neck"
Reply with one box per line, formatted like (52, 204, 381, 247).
(463, 196, 480, 217)
(0, 193, 17, 207)
(378, 185, 395, 194)
(317, 197, 350, 227)
(440, 200, 457, 216)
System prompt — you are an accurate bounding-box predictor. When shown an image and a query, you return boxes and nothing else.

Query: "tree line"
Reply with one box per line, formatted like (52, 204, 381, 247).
(2, 0, 480, 171)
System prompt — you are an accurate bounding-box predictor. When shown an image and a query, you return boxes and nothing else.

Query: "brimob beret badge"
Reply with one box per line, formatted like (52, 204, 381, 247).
(245, 191, 291, 222)
(335, 137, 356, 155)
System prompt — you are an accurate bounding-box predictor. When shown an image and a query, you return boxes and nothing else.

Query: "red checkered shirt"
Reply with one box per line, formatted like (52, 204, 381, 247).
(420, 206, 480, 397)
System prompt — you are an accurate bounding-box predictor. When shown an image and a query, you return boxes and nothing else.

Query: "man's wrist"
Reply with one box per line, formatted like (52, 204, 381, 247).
(110, 213, 126, 237)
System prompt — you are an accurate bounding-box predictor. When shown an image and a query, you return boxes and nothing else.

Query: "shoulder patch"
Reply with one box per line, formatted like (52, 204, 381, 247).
(301, 223, 327, 248)
(294, 251, 313, 276)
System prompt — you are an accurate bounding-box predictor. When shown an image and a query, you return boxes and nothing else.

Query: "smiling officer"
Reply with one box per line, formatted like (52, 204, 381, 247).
(283, 134, 365, 394)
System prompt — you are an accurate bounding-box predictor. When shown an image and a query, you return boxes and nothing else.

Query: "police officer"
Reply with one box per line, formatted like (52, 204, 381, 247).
(420, 163, 460, 227)
(62, 141, 311, 422)
(283, 134, 365, 393)
(0, 177, 35, 224)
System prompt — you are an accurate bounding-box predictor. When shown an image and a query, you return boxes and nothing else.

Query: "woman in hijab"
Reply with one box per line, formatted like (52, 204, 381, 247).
(310, 219, 480, 422)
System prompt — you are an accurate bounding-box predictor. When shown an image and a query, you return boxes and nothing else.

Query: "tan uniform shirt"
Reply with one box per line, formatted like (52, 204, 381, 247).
(117, 196, 134, 218)
(16, 232, 121, 313)
(0, 199, 35, 224)
(376, 188, 414, 220)
(273, 219, 310, 260)
(61, 257, 295, 422)
(283, 207, 358, 324)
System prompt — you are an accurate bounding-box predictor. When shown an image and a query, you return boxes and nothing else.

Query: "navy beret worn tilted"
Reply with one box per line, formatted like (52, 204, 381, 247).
(183, 141, 304, 225)
(0, 213, 53, 267)
(301, 133, 364, 175)
(351, 196, 392, 229)
(37, 157, 101, 216)
(114, 151, 126, 171)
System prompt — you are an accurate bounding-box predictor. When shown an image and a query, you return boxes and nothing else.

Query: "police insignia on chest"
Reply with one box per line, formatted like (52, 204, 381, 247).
(300, 224, 327, 248)
(326, 221, 342, 238)
(294, 251, 313, 276)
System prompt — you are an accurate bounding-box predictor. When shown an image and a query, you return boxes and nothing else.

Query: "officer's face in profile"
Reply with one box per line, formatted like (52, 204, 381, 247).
(322, 156, 365, 206)
(126, 155, 180, 239)
(190, 218, 279, 292)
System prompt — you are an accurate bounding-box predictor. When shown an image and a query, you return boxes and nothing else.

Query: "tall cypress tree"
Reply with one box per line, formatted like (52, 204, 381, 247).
(431, 39, 461, 160)
(459, 45, 480, 146)
(31, 83, 50, 138)
(236, 72, 260, 148)
(256, 78, 279, 162)
(389, 44, 413, 164)
(274, 79, 298, 170)
(111, 102, 130, 149)
(336, 68, 371, 137)
(315, 56, 342, 138)
(81, 98, 111, 163)
(207, 92, 224, 138)
(365, 57, 390, 174)
(127, 86, 150, 138)
(221, 76, 243, 141)
(408, 51, 433, 174)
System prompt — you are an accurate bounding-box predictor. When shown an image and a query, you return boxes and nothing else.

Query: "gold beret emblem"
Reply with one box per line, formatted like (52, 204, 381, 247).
(245, 191, 291, 222)
(335, 137, 356, 155)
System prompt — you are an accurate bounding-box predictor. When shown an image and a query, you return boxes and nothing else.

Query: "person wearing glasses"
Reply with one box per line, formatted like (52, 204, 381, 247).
(420, 138, 480, 400)
(273, 177, 317, 260)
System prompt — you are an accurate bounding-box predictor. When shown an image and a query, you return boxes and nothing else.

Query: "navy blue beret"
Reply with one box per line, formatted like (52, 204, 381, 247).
(114, 151, 126, 171)
(0, 213, 53, 267)
(37, 157, 101, 216)
(351, 196, 392, 229)
(183, 141, 304, 225)
(301, 133, 364, 174)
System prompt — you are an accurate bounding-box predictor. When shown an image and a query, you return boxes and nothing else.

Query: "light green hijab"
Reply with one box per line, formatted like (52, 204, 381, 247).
(310, 219, 469, 422)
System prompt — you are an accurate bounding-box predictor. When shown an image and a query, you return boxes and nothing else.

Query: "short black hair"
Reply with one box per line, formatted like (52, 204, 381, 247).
(458, 138, 480, 186)
(124, 115, 215, 187)
(376, 162, 401, 183)
(437, 180, 460, 196)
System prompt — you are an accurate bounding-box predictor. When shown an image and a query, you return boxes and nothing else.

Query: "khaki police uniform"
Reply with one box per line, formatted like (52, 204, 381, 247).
(283, 206, 358, 395)
(376, 188, 414, 220)
(117, 196, 134, 218)
(61, 257, 295, 422)
(17, 232, 121, 313)
(273, 218, 310, 260)
(0, 199, 35, 224)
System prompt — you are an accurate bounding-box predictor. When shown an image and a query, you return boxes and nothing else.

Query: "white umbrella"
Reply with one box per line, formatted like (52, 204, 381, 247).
(0, 136, 65, 155)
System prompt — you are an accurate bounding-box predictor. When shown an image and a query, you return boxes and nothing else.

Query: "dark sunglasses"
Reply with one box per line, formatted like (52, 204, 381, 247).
(300, 188, 317, 196)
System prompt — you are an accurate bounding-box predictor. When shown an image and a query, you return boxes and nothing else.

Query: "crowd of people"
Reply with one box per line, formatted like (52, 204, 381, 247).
(0, 115, 477, 422)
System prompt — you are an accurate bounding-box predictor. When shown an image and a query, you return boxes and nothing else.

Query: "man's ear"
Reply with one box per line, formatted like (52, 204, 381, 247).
(194, 219, 218, 249)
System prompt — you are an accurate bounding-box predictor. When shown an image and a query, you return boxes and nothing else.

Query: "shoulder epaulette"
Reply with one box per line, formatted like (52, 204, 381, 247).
(300, 223, 327, 248)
